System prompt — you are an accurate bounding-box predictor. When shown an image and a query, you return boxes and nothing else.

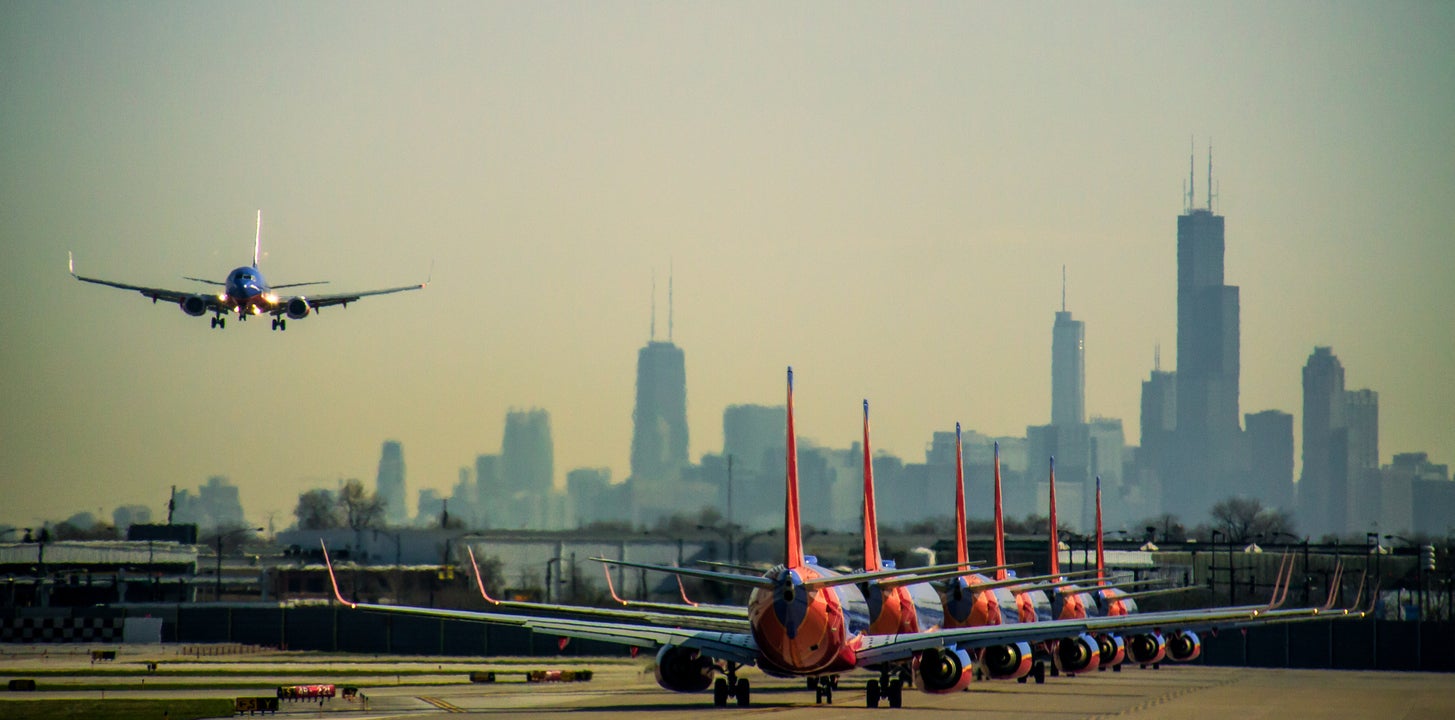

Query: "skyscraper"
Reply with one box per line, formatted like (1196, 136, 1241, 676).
(376, 440, 407, 526)
(1244, 410, 1294, 511)
(1051, 270, 1086, 428)
(629, 279, 689, 485)
(1343, 389, 1380, 533)
(1172, 146, 1241, 519)
(1300, 347, 1345, 536)
(502, 408, 554, 495)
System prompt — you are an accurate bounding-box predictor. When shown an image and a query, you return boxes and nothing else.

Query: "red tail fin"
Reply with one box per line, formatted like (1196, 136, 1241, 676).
(861, 400, 882, 571)
(1048, 457, 1060, 578)
(784, 367, 805, 569)
(1095, 476, 1106, 584)
(993, 442, 1007, 580)
(954, 423, 968, 566)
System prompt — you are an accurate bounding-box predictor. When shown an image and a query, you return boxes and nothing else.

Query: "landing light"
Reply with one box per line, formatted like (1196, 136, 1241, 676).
(263, 293, 279, 305)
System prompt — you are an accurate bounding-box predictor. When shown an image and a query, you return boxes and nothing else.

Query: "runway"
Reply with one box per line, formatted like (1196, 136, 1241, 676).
(1, 648, 1451, 719)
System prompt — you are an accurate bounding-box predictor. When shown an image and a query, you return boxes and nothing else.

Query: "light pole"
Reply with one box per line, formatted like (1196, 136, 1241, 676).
(1210, 530, 1223, 600)
(1385, 534, 1417, 619)
(698, 523, 740, 566)
(212, 527, 263, 602)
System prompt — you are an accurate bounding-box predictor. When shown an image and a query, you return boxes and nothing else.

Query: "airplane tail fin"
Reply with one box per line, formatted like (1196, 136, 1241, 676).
(954, 423, 968, 567)
(467, 547, 503, 605)
(993, 441, 1007, 580)
(319, 541, 356, 609)
(1048, 457, 1060, 578)
(784, 367, 805, 569)
(1095, 476, 1106, 584)
(861, 400, 883, 571)
(253, 210, 262, 268)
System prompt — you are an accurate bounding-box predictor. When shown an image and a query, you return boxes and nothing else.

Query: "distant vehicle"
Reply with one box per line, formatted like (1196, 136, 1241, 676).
(69, 211, 425, 330)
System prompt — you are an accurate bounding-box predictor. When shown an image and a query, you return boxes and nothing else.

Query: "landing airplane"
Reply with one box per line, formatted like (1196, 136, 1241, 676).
(68, 211, 425, 330)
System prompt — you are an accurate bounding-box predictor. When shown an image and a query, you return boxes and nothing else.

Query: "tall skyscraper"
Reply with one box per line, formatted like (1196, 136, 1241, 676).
(1051, 269, 1086, 428)
(629, 278, 689, 485)
(1172, 146, 1241, 519)
(1343, 389, 1380, 533)
(376, 440, 407, 526)
(1300, 347, 1345, 536)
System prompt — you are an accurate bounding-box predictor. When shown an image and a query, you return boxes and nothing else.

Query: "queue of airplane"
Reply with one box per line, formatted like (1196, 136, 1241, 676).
(322, 367, 1372, 709)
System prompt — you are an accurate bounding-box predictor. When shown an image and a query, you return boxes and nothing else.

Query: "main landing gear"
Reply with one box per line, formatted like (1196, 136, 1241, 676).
(808, 675, 839, 705)
(712, 665, 749, 707)
(210, 314, 226, 329)
(271, 317, 286, 331)
(865, 670, 903, 708)
(1015, 661, 1047, 684)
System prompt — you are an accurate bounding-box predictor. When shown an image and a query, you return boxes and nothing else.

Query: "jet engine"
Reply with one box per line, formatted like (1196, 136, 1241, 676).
(1126, 631, 1167, 666)
(653, 645, 714, 693)
(1053, 633, 1101, 674)
(1096, 633, 1126, 669)
(180, 295, 208, 317)
(978, 641, 1033, 680)
(913, 646, 974, 693)
(286, 297, 311, 320)
(1167, 630, 1202, 662)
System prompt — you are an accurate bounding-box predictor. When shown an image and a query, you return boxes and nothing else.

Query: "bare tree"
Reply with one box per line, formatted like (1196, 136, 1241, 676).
(1209, 497, 1294, 543)
(338, 479, 386, 531)
(294, 489, 341, 530)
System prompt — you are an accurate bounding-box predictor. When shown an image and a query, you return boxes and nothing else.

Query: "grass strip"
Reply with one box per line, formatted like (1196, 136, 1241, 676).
(0, 698, 233, 720)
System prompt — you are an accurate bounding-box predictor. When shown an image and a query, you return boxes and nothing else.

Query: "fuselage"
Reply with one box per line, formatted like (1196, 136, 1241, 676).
(941, 574, 1022, 629)
(224, 265, 273, 316)
(747, 562, 870, 677)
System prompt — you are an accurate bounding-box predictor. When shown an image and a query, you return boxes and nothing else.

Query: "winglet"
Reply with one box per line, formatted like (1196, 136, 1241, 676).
(675, 574, 700, 607)
(253, 210, 262, 268)
(602, 563, 629, 606)
(319, 541, 356, 608)
(467, 547, 502, 605)
(861, 400, 883, 572)
(993, 441, 1007, 580)
(1048, 457, 1060, 578)
(953, 423, 968, 567)
(68, 251, 76, 277)
(784, 367, 804, 569)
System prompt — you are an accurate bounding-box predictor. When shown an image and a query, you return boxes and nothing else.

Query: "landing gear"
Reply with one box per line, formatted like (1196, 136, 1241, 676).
(713, 665, 749, 707)
(808, 674, 843, 704)
(271, 317, 286, 331)
(865, 669, 902, 708)
(210, 315, 225, 329)
(1033, 661, 1046, 684)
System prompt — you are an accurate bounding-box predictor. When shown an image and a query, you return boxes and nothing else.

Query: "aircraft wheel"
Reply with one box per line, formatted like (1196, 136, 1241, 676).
(735, 679, 750, 707)
(713, 678, 728, 707)
(887, 679, 903, 708)
(807, 678, 817, 691)
(1017, 676, 1028, 684)
(866, 679, 880, 708)
(1034, 662, 1046, 684)
(1113, 663, 1122, 672)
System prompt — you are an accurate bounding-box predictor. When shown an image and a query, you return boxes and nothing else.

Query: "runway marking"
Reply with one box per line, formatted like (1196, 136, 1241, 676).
(418, 696, 466, 713)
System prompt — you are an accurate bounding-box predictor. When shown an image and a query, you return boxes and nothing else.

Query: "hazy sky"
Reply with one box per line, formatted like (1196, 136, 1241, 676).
(3, 2, 1452, 531)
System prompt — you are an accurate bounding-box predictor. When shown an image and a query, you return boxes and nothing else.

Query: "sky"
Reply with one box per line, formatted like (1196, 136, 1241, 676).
(2, 2, 1452, 532)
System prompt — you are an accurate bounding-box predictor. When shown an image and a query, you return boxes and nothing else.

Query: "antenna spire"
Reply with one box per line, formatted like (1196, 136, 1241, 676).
(1187, 136, 1195, 212)
(1207, 140, 1214, 211)
(649, 271, 656, 342)
(1061, 265, 1067, 312)
(1154, 342, 1161, 372)
(668, 260, 674, 343)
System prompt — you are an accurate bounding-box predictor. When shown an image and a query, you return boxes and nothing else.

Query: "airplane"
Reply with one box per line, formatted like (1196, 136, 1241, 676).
(321, 368, 1286, 709)
(68, 211, 425, 330)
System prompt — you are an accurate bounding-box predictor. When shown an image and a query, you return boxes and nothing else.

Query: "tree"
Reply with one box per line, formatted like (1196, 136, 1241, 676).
(338, 479, 386, 531)
(295, 489, 341, 530)
(1208, 497, 1294, 543)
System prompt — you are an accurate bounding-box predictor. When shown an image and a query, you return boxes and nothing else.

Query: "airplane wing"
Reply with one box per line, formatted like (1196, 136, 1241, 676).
(69, 253, 224, 309)
(280, 283, 425, 313)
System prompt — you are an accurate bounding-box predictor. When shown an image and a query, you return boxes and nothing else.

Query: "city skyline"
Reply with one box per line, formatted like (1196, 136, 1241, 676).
(3, 4, 1452, 529)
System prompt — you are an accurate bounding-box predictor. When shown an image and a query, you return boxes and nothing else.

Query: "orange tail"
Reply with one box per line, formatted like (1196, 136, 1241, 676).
(1048, 457, 1060, 578)
(954, 423, 968, 567)
(993, 442, 1007, 580)
(861, 400, 883, 571)
(1095, 476, 1106, 584)
(784, 367, 804, 569)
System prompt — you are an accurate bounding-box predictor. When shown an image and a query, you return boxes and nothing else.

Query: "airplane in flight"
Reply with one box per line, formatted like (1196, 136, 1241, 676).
(322, 368, 1287, 708)
(68, 211, 425, 330)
